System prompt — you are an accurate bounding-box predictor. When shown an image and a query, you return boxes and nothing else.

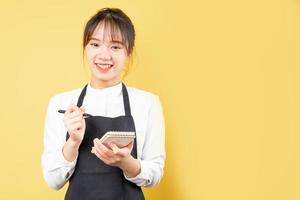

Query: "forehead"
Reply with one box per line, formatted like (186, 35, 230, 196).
(91, 22, 123, 42)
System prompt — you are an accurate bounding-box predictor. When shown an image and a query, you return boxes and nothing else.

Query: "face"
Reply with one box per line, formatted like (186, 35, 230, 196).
(85, 23, 128, 88)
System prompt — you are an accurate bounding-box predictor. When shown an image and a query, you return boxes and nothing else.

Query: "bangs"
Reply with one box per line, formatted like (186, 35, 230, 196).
(84, 19, 129, 53)
(101, 19, 127, 45)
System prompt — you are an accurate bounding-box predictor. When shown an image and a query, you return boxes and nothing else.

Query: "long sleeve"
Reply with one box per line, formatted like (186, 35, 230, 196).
(41, 84, 166, 190)
(124, 95, 166, 187)
(41, 96, 77, 190)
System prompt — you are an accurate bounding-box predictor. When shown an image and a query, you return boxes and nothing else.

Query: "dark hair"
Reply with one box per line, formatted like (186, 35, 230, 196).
(83, 8, 135, 56)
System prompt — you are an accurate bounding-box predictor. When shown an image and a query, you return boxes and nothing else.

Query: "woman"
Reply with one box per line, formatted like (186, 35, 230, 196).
(42, 8, 165, 200)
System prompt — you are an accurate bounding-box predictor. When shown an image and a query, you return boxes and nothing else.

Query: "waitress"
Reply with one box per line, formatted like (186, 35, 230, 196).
(41, 8, 165, 200)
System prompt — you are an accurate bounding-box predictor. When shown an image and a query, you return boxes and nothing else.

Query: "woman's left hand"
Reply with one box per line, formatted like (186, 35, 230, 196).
(91, 138, 133, 168)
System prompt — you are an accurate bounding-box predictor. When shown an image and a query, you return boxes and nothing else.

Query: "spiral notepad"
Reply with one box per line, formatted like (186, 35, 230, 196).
(100, 131, 135, 148)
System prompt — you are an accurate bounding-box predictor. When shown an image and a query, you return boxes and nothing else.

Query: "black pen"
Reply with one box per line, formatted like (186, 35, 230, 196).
(58, 110, 93, 117)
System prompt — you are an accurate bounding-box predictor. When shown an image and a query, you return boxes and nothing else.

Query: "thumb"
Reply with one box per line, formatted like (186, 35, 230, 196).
(66, 103, 78, 114)
(109, 143, 120, 154)
(80, 106, 85, 111)
(80, 106, 86, 114)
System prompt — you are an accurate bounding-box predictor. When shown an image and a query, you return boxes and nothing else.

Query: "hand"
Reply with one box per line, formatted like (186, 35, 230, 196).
(63, 104, 86, 144)
(91, 139, 134, 168)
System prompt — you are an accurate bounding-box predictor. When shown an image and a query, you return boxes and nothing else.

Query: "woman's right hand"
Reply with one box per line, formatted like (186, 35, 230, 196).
(63, 104, 86, 144)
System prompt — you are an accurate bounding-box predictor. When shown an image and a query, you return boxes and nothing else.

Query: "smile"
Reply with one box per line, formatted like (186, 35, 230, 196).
(95, 63, 113, 73)
(95, 63, 113, 68)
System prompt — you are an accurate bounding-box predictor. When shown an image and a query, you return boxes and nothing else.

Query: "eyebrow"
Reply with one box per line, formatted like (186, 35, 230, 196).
(90, 37, 124, 44)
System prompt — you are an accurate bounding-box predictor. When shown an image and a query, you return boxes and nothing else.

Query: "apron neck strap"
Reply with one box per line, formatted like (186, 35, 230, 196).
(76, 82, 131, 116)
(122, 83, 131, 116)
(76, 85, 87, 108)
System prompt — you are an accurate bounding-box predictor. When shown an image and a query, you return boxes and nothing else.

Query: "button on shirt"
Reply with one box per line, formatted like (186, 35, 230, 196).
(41, 83, 165, 190)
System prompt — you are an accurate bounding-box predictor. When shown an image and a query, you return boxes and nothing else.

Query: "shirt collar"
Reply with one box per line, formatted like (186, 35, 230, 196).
(86, 82, 122, 97)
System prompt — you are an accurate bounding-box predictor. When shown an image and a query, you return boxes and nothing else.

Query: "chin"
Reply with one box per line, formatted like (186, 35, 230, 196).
(93, 74, 119, 82)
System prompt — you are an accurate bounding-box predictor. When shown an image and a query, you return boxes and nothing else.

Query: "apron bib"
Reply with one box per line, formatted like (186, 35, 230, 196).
(65, 83, 145, 200)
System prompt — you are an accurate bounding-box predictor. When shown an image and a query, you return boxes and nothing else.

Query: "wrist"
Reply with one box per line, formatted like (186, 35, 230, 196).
(119, 155, 132, 170)
(120, 156, 141, 178)
(62, 138, 81, 162)
(69, 136, 82, 147)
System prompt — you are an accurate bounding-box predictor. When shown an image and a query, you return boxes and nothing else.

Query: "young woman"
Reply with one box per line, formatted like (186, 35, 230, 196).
(41, 8, 165, 200)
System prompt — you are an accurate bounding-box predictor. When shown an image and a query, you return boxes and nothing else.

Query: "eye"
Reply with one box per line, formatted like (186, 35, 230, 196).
(90, 43, 99, 47)
(111, 45, 121, 50)
(111, 46, 121, 50)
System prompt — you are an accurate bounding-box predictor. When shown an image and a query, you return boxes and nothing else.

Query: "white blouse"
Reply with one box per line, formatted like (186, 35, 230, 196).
(41, 82, 165, 190)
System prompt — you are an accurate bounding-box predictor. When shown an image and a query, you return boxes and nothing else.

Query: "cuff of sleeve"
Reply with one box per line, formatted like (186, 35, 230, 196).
(58, 149, 78, 180)
(123, 159, 151, 187)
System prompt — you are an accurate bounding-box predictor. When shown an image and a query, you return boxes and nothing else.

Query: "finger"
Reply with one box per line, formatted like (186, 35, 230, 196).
(80, 107, 88, 118)
(67, 110, 82, 119)
(69, 122, 83, 132)
(109, 143, 120, 154)
(93, 145, 110, 161)
(93, 139, 113, 157)
(117, 142, 134, 156)
(68, 116, 84, 124)
(94, 138, 110, 153)
(92, 147, 108, 162)
(80, 106, 85, 113)
(66, 104, 78, 114)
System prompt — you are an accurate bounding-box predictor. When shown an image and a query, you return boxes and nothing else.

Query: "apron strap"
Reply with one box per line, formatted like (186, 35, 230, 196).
(122, 83, 131, 116)
(77, 84, 88, 108)
(66, 82, 131, 141)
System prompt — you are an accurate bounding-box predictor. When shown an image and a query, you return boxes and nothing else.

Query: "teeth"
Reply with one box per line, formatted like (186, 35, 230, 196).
(96, 63, 112, 69)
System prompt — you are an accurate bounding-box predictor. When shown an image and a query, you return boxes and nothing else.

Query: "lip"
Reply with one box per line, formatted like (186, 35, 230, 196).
(95, 63, 113, 73)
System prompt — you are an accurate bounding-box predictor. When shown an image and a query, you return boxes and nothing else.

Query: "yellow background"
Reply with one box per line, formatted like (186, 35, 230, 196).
(1, 0, 300, 199)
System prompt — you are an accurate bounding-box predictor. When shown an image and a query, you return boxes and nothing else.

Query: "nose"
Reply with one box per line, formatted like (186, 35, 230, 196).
(96, 45, 112, 61)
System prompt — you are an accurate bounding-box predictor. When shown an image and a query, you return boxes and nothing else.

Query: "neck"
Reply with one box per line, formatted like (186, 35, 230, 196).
(90, 77, 121, 89)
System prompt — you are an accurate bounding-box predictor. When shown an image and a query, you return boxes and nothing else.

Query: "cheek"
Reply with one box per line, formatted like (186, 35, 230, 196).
(115, 60, 126, 71)
(114, 54, 127, 67)
(85, 52, 96, 65)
